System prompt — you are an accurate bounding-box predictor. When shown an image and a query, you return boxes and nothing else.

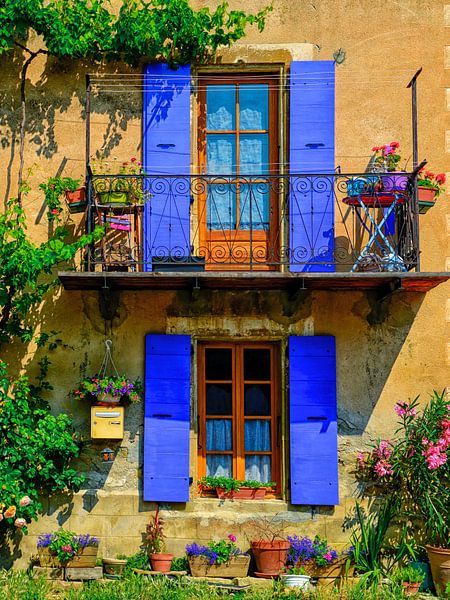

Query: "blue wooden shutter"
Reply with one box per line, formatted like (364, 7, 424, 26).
(142, 64, 191, 270)
(144, 334, 191, 502)
(289, 335, 338, 505)
(289, 61, 335, 272)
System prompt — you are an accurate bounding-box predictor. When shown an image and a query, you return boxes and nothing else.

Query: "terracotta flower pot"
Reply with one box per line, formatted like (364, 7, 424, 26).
(216, 487, 267, 500)
(251, 540, 290, 574)
(65, 187, 87, 213)
(418, 186, 438, 214)
(402, 581, 421, 596)
(425, 544, 450, 596)
(150, 552, 173, 573)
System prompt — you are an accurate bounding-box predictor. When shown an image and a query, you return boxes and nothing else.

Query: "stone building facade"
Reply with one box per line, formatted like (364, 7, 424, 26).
(1, 0, 449, 568)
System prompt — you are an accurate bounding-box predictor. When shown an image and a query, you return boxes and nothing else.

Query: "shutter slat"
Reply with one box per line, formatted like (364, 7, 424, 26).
(289, 335, 339, 505)
(142, 64, 191, 270)
(289, 61, 335, 273)
(144, 334, 191, 503)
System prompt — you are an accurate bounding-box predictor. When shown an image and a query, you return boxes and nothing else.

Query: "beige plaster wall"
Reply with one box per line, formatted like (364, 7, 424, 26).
(0, 0, 449, 569)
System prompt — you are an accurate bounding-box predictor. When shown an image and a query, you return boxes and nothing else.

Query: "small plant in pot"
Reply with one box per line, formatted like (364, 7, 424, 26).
(199, 476, 276, 500)
(287, 534, 345, 578)
(371, 141, 408, 193)
(281, 565, 311, 590)
(392, 566, 424, 596)
(39, 176, 86, 220)
(245, 514, 289, 577)
(37, 530, 99, 567)
(416, 168, 446, 213)
(146, 509, 173, 573)
(186, 534, 250, 577)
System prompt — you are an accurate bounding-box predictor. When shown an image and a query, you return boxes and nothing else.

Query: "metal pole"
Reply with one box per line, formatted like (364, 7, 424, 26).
(85, 74, 94, 271)
(407, 68, 422, 170)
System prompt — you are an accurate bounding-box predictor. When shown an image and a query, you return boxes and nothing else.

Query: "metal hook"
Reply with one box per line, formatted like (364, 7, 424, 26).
(105, 339, 113, 351)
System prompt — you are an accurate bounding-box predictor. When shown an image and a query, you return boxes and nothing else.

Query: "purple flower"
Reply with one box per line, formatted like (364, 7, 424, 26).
(37, 533, 54, 548)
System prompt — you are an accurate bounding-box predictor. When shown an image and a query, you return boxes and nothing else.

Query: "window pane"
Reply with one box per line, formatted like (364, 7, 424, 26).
(207, 184, 236, 230)
(245, 419, 271, 451)
(244, 385, 271, 416)
(239, 134, 268, 174)
(207, 454, 232, 478)
(207, 134, 236, 175)
(244, 349, 271, 380)
(206, 384, 232, 415)
(245, 455, 271, 483)
(207, 85, 236, 130)
(205, 348, 232, 380)
(240, 84, 268, 130)
(206, 419, 232, 450)
(239, 184, 269, 231)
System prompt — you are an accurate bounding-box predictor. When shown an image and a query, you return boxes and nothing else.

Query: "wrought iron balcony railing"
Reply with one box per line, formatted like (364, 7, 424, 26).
(84, 172, 419, 274)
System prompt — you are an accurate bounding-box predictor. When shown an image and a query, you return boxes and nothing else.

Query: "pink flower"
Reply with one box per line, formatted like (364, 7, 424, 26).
(4, 506, 16, 519)
(394, 402, 417, 418)
(384, 146, 394, 156)
(228, 534, 237, 543)
(14, 518, 26, 529)
(51, 209, 59, 215)
(62, 544, 73, 553)
(357, 452, 365, 464)
(0, 513, 3, 522)
(19, 496, 32, 507)
(374, 459, 393, 477)
(323, 552, 333, 562)
(422, 438, 429, 446)
(374, 440, 392, 459)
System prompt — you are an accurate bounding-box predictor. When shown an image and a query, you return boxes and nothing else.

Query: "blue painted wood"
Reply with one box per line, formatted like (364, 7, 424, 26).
(144, 334, 191, 502)
(289, 61, 335, 273)
(289, 335, 339, 505)
(142, 64, 191, 271)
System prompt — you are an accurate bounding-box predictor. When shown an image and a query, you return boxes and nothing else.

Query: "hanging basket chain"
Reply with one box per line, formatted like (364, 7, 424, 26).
(99, 339, 120, 379)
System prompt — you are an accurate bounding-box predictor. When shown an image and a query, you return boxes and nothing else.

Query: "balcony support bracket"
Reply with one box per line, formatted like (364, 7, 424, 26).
(376, 278, 403, 303)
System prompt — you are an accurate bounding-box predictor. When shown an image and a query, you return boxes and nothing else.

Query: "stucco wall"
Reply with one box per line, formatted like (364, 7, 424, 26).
(0, 0, 449, 569)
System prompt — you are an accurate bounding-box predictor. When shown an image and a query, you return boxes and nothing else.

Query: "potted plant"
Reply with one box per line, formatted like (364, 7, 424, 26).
(198, 476, 275, 500)
(392, 566, 424, 596)
(416, 169, 446, 213)
(287, 534, 347, 579)
(246, 515, 289, 577)
(281, 565, 311, 590)
(72, 374, 142, 405)
(146, 510, 173, 573)
(39, 176, 86, 219)
(356, 392, 450, 595)
(186, 534, 250, 577)
(371, 141, 408, 192)
(37, 530, 99, 567)
(92, 157, 145, 206)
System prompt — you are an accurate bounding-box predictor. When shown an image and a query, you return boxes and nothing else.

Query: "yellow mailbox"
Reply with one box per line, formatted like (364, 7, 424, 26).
(91, 406, 124, 439)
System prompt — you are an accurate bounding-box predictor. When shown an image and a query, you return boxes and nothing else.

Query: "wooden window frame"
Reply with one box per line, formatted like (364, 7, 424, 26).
(197, 75, 280, 271)
(198, 341, 280, 495)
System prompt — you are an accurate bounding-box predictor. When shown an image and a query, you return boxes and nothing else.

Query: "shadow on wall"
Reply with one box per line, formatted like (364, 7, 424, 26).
(1, 49, 142, 208)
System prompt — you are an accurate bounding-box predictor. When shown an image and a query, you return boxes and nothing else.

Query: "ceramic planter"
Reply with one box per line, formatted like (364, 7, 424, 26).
(282, 574, 311, 589)
(66, 545, 99, 568)
(382, 172, 408, 192)
(425, 545, 450, 596)
(188, 555, 250, 578)
(150, 552, 174, 573)
(65, 187, 87, 213)
(215, 487, 267, 500)
(418, 186, 438, 214)
(251, 540, 290, 575)
(346, 176, 380, 197)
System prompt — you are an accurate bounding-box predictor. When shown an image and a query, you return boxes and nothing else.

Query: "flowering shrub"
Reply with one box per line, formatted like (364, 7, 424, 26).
(417, 168, 446, 197)
(356, 391, 450, 547)
(72, 374, 142, 403)
(287, 535, 339, 568)
(371, 141, 402, 172)
(186, 534, 247, 565)
(37, 531, 99, 562)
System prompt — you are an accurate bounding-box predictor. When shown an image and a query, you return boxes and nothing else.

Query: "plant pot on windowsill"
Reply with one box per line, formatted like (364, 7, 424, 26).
(65, 187, 87, 213)
(417, 186, 438, 214)
(188, 555, 250, 578)
(149, 552, 174, 573)
(251, 540, 290, 575)
(215, 486, 268, 500)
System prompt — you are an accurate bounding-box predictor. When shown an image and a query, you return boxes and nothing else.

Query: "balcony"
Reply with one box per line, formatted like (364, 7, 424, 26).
(59, 171, 449, 293)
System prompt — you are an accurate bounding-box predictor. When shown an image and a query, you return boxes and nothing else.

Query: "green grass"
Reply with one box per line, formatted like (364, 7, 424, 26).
(0, 571, 435, 600)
